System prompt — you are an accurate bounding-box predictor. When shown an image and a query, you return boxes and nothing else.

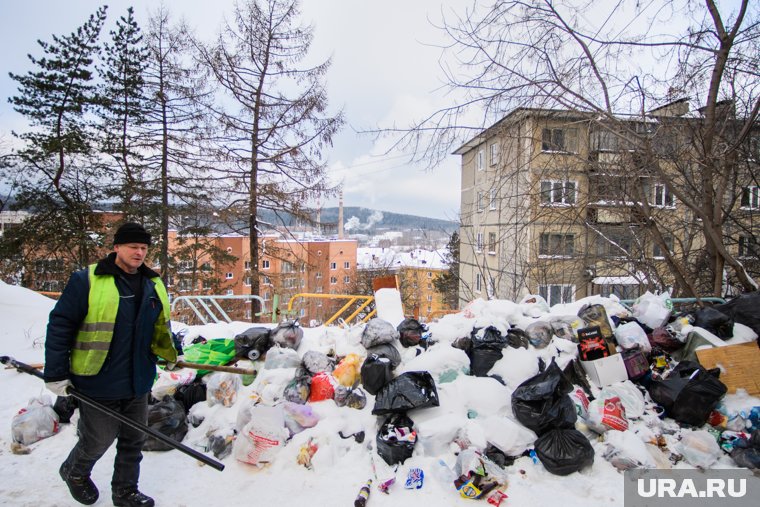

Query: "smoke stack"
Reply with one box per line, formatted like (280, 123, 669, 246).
(338, 191, 344, 239)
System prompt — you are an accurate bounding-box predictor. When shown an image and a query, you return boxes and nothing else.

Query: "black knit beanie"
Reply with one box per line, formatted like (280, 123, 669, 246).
(113, 222, 152, 246)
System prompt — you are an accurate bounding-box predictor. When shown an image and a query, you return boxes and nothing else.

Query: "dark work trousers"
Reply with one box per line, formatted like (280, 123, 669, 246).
(63, 394, 149, 493)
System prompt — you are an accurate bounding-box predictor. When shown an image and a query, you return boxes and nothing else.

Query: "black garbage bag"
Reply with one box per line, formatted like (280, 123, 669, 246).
(366, 342, 402, 369)
(506, 328, 530, 349)
(372, 371, 440, 415)
(376, 413, 417, 465)
(693, 307, 734, 340)
(234, 326, 272, 360)
(271, 320, 304, 350)
(52, 395, 78, 424)
(469, 326, 508, 377)
(534, 429, 595, 475)
(716, 291, 760, 338)
(511, 360, 577, 436)
(361, 354, 394, 395)
(143, 396, 189, 451)
(647, 360, 727, 426)
(397, 318, 427, 348)
(173, 380, 207, 411)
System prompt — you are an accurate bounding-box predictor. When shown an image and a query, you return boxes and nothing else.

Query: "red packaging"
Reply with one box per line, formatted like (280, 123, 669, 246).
(309, 372, 336, 402)
(601, 396, 628, 431)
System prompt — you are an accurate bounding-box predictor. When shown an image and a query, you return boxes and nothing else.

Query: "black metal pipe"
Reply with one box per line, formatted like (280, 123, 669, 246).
(1, 355, 224, 472)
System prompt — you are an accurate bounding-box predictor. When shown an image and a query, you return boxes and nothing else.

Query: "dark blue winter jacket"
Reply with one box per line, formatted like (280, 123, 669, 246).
(44, 253, 172, 399)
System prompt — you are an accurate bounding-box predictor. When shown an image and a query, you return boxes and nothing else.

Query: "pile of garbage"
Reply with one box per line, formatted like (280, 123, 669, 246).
(12, 290, 760, 502)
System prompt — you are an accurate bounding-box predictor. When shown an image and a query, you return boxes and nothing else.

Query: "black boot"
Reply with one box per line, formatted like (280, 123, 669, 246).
(112, 489, 155, 507)
(59, 462, 99, 505)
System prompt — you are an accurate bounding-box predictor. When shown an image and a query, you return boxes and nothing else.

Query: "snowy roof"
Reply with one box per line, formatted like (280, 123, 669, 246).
(357, 247, 448, 270)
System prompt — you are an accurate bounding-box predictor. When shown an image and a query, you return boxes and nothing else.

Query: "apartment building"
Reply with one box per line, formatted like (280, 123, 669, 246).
(455, 105, 759, 306)
(357, 247, 450, 321)
(169, 231, 357, 324)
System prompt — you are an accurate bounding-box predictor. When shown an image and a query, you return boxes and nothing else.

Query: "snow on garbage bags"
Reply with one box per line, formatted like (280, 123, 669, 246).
(468, 326, 509, 377)
(361, 318, 399, 348)
(647, 360, 727, 426)
(233, 326, 272, 360)
(270, 320, 304, 350)
(511, 360, 577, 436)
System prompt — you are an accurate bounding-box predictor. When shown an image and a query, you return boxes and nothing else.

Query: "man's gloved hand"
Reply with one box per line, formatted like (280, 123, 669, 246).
(165, 355, 184, 371)
(46, 379, 73, 397)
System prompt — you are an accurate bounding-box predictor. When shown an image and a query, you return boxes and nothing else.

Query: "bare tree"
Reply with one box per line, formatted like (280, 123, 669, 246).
(195, 0, 344, 317)
(394, 0, 759, 297)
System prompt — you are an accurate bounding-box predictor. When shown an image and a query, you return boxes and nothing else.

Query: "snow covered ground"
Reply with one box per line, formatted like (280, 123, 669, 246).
(1, 280, 758, 507)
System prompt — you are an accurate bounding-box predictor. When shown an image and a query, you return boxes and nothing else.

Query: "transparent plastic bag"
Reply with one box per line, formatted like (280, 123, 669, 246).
(206, 372, 242, 407)
(11, 396, 60, 445)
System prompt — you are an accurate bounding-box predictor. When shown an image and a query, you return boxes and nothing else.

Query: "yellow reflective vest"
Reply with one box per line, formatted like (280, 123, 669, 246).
(70, 264, 177, 376)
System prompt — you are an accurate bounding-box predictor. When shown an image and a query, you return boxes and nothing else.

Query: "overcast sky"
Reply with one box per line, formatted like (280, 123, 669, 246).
(0, 0, 469, 221)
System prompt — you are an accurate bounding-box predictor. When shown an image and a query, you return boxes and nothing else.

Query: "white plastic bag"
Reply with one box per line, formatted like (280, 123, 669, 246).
(264, 346, 301, 369)
(152, 368, 197, 399)
(600, 381, 646, 419)
(676, 430, 722, 468)
(586, 397, 629, 433)
(614, 321, 652, 354)
(632, 292, 672, 329)
(206, 372, 241, 407)
(234, 405, 288, 466)
(11, 396, 60, 445)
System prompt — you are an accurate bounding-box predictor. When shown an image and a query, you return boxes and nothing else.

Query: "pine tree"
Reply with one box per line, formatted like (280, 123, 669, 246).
(99, 7, 151, 222)
(7, 7, 108, 270)
(433, 231, 460, 309)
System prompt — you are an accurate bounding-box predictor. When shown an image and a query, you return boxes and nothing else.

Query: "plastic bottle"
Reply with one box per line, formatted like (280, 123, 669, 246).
(354, 479, 372, 507)
(432, 459, 457, 488)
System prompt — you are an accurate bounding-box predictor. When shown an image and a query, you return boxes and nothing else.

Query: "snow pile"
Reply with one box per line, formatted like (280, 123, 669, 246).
(1, 283, 759, 506)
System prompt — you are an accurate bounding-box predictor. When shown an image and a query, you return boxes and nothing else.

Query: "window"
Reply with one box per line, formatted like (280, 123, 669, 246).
(598, 284, 639, 300)
(488, 232, 497, 254)
(477, 191, 484, 212)
(489, 142, 500, 166)
(245, 309, 252, 320)
(316, 286, 323, 293)
(343, 275, 350, 283)
(225, 272, 234, 279)
(178, 260, 193, 272)
(244, 261, 251, 270)
(487, 276, 495, 299)
(427, 294, 433, 302)
(475, 273, 482, 292)
(262, 260, 270, 270)
(538, 284, 574, 306)
(244, 276, 252, 286)
(178, 278, 193, 291)
(539, 233, 575, 257)
(653, 183, 674, 207)
(489, 189, 497, 210)
(344, 261, 350, 269)
(282, 261, 294, 273)
(299, 308, 306, 317)
(738, 235, 758, 258)
(283, 277, 296, 289)
(540, 180, 576, 205)
(741, 186, 760, 210)
(330, 276, 337, 285)
(653, 236, 674, 259)
(201, 262, 212, 272)
(226, 289, 234, 295)
(330, 262, 337, 270)
(541, 127, 578, 153)
(315, 272, 322, 279)
(202, 279, 212, 290)
(300, 263, 306, 273)
(477, 149, 485, 170)
(263, 291, 271, 301)
(426, 271, 432, 278)
(596, 228, 635, 258)
(263, 275, 271, 285)
(427, 283, 433, 290)
(476, 233, 484, 252)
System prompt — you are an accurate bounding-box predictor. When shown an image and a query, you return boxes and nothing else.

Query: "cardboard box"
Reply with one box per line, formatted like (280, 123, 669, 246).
(696, 342, 760, 396)
(580, 353, 628, 388)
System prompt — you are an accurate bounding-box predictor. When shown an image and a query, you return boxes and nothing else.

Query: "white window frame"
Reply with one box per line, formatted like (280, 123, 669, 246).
(741, 185, 759, 210)
(330, 261, 337, 270)
(477, 149, 485, 171)
(538, 284, 575, 306)
(540, 180, 577, 206)
(244, 276, 252, 286)
(475, 273, 482, 293)
(330, 276, 338, 285)
(343, 275, 350, 283)
(477, 191, 484, 212)
(487, 232, 497, 255)
(225, 272, 234, 280)
(489, 142, 500, 166)
(489, 188, 497, 210)
(226, 289, 234, 295)
(476, 233, 484, 253)
(541, 127, 578, 153)
(343, 261, 350, 269)
(539, 233, 575, 258)
(653, 183, 675, 208)
(244, 260, 251, 270)
(262, 259, 270, 270)
(315, 272, 322, 279)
